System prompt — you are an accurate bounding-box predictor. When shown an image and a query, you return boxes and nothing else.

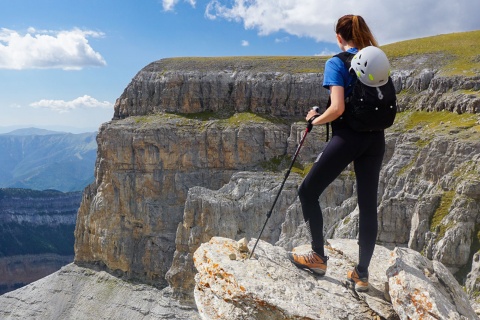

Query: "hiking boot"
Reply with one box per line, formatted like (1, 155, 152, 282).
(287, 250, 328, 276)
(347, 266, 369, 292)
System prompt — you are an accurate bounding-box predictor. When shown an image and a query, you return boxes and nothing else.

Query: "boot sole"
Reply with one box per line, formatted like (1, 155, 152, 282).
(346, 278, 369, 292)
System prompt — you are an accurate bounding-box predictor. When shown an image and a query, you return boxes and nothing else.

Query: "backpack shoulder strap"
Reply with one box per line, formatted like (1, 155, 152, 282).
(324, 52, 356, 142)
(334, 51, 355, 69)
(333, 51, 355, 72)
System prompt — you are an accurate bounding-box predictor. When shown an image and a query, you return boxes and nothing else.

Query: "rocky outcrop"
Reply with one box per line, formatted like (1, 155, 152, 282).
(193, 237, 478, 320)
(160, 113, 480, 302)
(74, 117, 312, 289)
(165, 171, 303, 300)
(0, 263, 199, 319)
(113, 56, 480, 119)
(2, 238, 476, 319)
(113, 57, 327, 120)
(386, 245, 477, 320)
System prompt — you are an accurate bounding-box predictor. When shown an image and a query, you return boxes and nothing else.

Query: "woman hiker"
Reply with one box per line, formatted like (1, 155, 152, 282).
(287, 14, 387, 292)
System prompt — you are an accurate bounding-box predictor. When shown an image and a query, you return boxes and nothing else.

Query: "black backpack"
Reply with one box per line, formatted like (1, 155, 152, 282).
(325, 51, 397, 139)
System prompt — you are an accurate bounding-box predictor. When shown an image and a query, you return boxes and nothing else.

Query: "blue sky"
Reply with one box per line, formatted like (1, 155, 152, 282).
(1, 0, 479, 133)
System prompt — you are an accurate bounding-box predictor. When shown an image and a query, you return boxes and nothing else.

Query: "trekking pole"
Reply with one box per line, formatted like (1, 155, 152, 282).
(249, 106, 320, 259)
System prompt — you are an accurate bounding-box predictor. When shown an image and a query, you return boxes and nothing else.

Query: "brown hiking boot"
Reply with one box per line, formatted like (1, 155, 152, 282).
(287, 250, 328, 276)
(347, 267, 369, 292)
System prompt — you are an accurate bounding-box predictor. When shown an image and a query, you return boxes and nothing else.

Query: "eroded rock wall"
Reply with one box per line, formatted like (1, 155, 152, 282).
(74, 56, 480, 306)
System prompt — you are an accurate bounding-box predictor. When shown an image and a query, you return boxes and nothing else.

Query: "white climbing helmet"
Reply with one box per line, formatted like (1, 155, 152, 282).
(350, 46, 390, 87)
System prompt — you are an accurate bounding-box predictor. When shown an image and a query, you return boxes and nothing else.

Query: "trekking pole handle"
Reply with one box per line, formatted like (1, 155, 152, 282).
(307, 106, 321, 132)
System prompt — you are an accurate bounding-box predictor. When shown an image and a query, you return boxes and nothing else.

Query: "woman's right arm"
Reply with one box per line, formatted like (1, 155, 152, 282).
(307, 85, 345, 125)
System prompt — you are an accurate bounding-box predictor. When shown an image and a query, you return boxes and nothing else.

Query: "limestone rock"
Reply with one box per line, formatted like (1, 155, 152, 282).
(387, 247, 478, 320)
(194, 237, 397, 320)
(74, 118, 296, 290)
(194, 237, 477, 320)
(113, 58, 328, 119)
(377, 131, 480, 272)
(0, 263, 199, 320)
(165, 171, 302, 300)
(113, 57, 479, 119)
(467, 252, 480, 312)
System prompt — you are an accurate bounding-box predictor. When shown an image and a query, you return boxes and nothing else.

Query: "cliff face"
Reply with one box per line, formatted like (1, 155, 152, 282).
(68, 55, 480, 317)
(73, 115, 319, 288)
(113, 57, 328, 120)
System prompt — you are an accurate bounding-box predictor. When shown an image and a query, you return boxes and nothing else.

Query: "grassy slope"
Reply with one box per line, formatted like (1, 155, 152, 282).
(382, 30, 480, 76)
(151, 30, 480, 76)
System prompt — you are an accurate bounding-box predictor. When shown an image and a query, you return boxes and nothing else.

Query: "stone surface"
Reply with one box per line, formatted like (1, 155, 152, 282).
(113, 58, 328, 120)
(387, 247, 478, 320)
(194, 237, 397, 320)
(193, 237, 478, 320)
(467, 252, 480, 313)
(165, 171, 302, 299)
(0, 263, 199, 320)
(74, 118, 295, 289)
(73, 115, 328, 292)
(113, 57, 480, 119)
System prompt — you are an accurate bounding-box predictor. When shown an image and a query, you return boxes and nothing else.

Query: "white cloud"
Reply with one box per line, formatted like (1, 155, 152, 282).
(30, 95, 113, 113)
(315, 49, 336, 57)
(162, 0, 196, 11)
(275, 37, 290, 43)
(0, 28, 106, 70)
(202, 0, 480, 45)
(241, 40, 249, 46)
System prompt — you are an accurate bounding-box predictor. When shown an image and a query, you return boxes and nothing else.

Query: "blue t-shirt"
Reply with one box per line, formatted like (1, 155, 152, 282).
(322, 48, 358, 96)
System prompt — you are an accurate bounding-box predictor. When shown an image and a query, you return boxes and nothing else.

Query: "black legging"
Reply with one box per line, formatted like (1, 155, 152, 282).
(298, 125, 385, 272)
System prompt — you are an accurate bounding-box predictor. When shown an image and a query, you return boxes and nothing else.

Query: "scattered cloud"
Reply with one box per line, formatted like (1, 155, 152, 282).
(201, 0, 480, 45)
(241, 40, 249, 46)
(30, 95, 113, 113)
(274, 37, 290, 43)
(315, 48, 337, 57)
(0, 28, 106, 70)
(162, 0, 196, 11)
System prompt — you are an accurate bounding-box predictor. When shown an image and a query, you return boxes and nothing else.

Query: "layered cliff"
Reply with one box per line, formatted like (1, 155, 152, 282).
(0, 189, 80, 294)
(76, 50, 480, 288)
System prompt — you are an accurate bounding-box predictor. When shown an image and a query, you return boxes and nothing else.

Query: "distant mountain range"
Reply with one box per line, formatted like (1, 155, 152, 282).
(0, 128, 97, 192)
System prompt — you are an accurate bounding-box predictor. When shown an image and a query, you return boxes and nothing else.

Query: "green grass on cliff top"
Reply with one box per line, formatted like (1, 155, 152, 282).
(156, 30, 480, 76)
(155, 55, 326, 74)
(398, 111, 480, 132)
(381, 30, 480, 76)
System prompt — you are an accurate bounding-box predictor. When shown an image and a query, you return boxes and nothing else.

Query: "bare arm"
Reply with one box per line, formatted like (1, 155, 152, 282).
(306, 86, 345, 125)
